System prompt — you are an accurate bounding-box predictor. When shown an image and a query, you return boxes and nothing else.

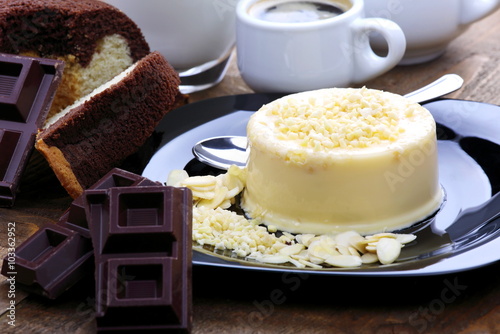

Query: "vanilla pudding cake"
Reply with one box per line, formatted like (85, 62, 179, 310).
(241, 88, 443, 235)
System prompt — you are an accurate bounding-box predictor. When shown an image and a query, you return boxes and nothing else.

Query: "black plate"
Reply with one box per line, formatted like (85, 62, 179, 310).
(142, 95, 500, 276)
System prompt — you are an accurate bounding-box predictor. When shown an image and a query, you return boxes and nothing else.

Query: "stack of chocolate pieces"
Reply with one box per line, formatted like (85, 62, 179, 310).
(0, 53, 193, 333)
(86, 184, 192, 333)
(2, 168, 193, 333)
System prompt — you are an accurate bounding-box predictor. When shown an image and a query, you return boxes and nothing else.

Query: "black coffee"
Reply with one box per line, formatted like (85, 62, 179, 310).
(254, 1, 345, 23)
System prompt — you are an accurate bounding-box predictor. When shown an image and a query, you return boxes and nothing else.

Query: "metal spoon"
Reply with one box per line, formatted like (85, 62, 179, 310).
(192, 74, 464, 170)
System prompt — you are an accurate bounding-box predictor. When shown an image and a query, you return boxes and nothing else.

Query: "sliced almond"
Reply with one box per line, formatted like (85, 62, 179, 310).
(376, 238, 402, 265)
(166, 169, 189, 186)
(334, 231, 363, 247)
(361, 252, 379, 264)
(279, 243, 306, 256)
(308, 240, 340, 259)
(324, 255, 362, 268)
(254, 255, 291, 264)
(395, 233, 417, 244)
(296, 234, 316, 247)
(181, 175, 217, 187)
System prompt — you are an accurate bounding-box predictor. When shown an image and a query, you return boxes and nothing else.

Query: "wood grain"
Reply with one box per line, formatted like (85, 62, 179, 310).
(1, 8, 500, 334)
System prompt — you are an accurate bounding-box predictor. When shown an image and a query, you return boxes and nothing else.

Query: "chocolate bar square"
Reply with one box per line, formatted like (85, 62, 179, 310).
(1, 223, 93, 299)
(0, 53, 63, 207)
(87, 186, 192, 333)
(86, 187, 178, 255)
(58, 168, 160, 238)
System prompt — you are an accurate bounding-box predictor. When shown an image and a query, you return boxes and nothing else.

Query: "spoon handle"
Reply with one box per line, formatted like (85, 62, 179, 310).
(403, 74, 464, 104)
(446, 190, 500, 241)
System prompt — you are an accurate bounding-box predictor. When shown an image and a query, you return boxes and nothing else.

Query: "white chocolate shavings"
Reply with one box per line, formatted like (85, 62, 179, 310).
(255, 87, 421, 152)
(167, 166, 417, 269)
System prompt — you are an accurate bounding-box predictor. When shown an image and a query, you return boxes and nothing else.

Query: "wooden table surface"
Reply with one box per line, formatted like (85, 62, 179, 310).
(2, 8, 500, 334)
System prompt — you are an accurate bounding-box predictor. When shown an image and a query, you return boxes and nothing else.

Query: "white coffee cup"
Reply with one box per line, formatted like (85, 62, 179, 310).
(236, 0, 406, 93)
(365, 0, 500, 65)
(102, 0, 238, 93)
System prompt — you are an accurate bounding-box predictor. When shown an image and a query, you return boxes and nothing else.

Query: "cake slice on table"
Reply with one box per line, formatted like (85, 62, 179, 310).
(36, 51, 182, 199)
(0, 0, 150, 122)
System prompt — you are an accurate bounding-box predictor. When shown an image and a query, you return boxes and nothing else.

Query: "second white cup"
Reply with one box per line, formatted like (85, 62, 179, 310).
(236, 0, 406, 93)
(365, 0, 500, 65)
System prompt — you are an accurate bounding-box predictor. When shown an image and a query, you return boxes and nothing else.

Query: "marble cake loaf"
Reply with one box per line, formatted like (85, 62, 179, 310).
(36, 52, 182, 198)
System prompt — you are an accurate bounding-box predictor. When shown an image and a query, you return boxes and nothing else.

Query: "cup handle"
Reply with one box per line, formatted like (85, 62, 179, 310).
(460, 0, 499, 25)
(350, 18, 406, 84)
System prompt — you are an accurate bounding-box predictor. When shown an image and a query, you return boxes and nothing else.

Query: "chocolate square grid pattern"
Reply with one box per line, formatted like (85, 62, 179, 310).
(85, 185, 192, 333)
(0, 53, 63, 207)
(1, 168, 161, 299)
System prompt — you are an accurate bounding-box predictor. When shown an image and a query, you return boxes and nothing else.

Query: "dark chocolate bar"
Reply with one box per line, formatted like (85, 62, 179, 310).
(1, 168, 160, 299)
(57, 168, 160, 238)
(7, 223, 94, 299)
(0, 53, 63, 207)
(85, 186, 192, 333)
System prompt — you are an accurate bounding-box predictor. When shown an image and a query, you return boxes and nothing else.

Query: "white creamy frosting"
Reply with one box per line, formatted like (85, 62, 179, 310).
(241, 88, 443, 235)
